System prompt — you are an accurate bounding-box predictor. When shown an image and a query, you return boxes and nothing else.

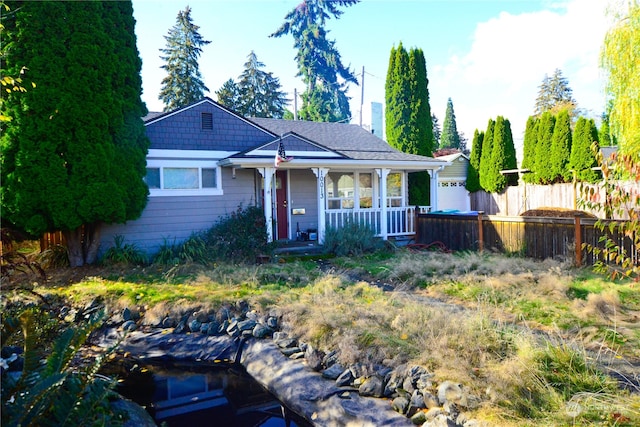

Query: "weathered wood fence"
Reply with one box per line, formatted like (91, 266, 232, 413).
(416, 212, 638, 266)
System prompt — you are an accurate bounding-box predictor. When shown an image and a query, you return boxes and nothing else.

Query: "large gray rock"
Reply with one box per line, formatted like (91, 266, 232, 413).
(358, 375, 384, 398)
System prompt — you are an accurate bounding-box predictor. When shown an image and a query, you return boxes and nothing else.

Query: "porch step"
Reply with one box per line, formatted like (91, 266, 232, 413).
(273, 241, 324, 256)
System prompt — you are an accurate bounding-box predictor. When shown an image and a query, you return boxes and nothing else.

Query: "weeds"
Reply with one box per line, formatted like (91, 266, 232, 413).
(102, 235, 147, 266)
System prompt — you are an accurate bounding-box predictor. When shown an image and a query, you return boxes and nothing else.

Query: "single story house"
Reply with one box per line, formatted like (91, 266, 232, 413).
(433, 152, 471, 212)
(100, 98, 449, 255)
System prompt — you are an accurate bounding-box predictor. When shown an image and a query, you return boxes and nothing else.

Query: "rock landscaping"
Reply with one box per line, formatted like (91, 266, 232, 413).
(94, 301, 484, 427)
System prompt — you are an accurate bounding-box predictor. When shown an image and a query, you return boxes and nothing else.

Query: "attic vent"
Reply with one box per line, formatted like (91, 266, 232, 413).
(201, 112, 213, 130)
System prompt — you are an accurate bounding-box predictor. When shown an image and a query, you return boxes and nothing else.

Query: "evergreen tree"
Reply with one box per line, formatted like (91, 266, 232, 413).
(598, 109, 615, 147)
(1, 1, 149, 266)
(216, 78, 241, 111)
(484, 116, 517, 193)
(534, 68, 577, 117)
(234, 51, 289, 118)
(548, 109, 572, 183)
(159, 6, 211, 111)
(479, 119, 495, 191)
(571, 117, 600, 183)
(385, 43, 434, 205)
(601, 1, 638, 159)
(534, 111, 556, 184)
(466, 129, 484, 192)
(521, 116, 538, 183)
(440, 98, 461, 149)
(432, 114, 441, 149)
(271, 0, 358, 122)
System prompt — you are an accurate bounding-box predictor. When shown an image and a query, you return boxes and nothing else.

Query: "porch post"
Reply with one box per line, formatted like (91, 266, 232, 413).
(376, 168, 390, 240)
(312, 168, 329, 243)
(428, 169, 439, 212)
(258, 167, 275, 242)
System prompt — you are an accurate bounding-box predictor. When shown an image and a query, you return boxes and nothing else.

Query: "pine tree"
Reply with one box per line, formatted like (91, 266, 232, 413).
(216, 79, 241, 111)
(521, 116, 538, 183)
(440, 98, 461, 149)
(234, 51, 289, 118)
(548, 109, 572, 183)
(432, 114, 441, 150)
(571, 117, 600, 183)
(479, 119, 495, 191)
(534, 111, 556, 184)
(1, 1, 149, 266)
(271, 0, 358, 122)
(466, 129, 484, 192)
(159, 6, 211, 111)
(533, 68, 577, 117)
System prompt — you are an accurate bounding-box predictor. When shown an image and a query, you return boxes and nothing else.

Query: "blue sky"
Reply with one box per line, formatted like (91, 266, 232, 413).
(132, 0, 611, 154)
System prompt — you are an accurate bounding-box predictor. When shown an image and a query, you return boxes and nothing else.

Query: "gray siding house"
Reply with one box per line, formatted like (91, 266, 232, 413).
(100, 98, 449, 255)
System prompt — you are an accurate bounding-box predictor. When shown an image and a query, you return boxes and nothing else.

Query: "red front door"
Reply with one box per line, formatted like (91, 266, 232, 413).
(276, 170, 289, 240)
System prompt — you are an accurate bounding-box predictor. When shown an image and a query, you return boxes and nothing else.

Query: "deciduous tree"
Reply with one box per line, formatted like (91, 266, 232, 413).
(159, 6, 211, 111)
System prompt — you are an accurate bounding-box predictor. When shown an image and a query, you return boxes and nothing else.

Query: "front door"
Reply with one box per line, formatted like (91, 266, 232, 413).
(276, 170, 289, 240)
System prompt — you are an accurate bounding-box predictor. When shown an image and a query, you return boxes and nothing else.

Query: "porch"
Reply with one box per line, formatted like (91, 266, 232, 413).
(325, 205, 431, 238)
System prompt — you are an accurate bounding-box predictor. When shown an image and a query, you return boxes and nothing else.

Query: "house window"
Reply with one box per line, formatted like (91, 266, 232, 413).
(145, 161, 222, 196)
(326, 172, 354, 209)
(201, 112, 213, 130)
(386, 172, 403, 207)
(358, 173, 373, 208)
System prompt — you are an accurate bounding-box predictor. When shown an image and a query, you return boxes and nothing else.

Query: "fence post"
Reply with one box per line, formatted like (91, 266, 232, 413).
(574, 215, 582, 267)
(478, 211, 485, 253)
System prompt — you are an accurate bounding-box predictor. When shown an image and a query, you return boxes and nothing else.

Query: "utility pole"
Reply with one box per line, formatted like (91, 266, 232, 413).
(293, 88, 298, 121)
(359, 66, 365, 127)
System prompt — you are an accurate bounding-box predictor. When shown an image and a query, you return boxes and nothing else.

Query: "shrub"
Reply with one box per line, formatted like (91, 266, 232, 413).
(323, 220, 384, 257)
(153, 234, 208, 265)
(101, 235, 147, 266)
(202, 204, 274, 263)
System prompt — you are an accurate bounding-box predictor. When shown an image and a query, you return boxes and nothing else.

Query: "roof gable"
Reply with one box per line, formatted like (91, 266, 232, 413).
(235, 132, 345, 160)
(144, 98, 276, 151)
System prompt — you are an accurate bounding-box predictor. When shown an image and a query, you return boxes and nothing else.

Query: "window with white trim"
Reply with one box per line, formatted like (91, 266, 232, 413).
(386, 172, 403, 207)
(144, 159, 222, 196)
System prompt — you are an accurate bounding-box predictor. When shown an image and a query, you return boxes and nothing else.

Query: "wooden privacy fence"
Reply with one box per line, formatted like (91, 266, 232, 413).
(415, 212, 638, 266)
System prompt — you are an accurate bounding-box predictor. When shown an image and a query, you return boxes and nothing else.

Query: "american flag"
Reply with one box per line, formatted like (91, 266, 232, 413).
(274, 141, 293, 168)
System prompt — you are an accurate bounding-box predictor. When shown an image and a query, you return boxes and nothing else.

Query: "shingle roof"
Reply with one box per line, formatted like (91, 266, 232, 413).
(250, 118, 438, 162)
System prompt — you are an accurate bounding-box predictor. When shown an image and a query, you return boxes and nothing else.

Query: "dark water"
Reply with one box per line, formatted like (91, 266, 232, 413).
(113, 362, 311, 427)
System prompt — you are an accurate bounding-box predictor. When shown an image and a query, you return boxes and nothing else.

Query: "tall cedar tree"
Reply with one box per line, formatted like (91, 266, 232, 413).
(159, 6, 211, 111)
(234, 51, 288, 118)
(271, 0, 358, 122)
(440, 98, 461, 149)
(478, 119, 495, 191)
(484, 116, 517, 193)
(570, 117, 600, 183)
(534, 68, 577, 117)
(601, 2, 640, 160)
(385, 44, 411, 152)
(548, 109, 572, 183)
(466, 129, 484, 192)
(533, 111, 556, 184)
(1, 1, 149, 266)
(521, 116, 538, 183)
(432, 114, 441, 149)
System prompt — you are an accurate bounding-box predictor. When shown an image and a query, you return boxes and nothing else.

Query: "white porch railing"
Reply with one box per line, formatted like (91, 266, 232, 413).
(325, 206, 429, 237)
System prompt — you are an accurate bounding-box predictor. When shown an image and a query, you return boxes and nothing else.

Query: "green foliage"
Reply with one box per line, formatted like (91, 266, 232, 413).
(533, 111, 556, 184)
(1, 1, 149, 266)
(570, 117, 600, 183)
(323, 220, 384, 257)
(601, 2, 640, 160)
(534, 68, 577, 117)
(36, 244, 70, 269)
(548, 109, 572, 183)
(1, 309, 124, 427)
(440, 98, 461, 149)
(483, 116, 517, 193)
(202, 205, 274, 263)
(579, 150, 640, 280)
(466, 129, 483, 192)
(271, 0, 358, 123)
(153, 234, 208, 265)
(478, 119, 495, 191)
(101, 235, 147, 266)
(159, 6, 211, 111)
(521, 116, 538, 183)
(217, 51, 288, 118)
